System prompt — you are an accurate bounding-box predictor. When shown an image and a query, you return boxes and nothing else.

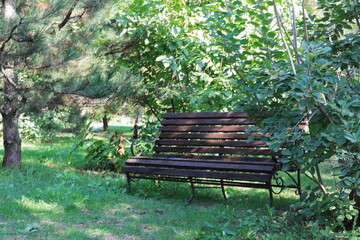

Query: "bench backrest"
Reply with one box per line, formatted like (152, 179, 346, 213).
(154, 112, 281, 164)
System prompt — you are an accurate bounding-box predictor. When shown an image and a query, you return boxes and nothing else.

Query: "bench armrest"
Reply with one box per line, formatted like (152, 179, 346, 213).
(130, 131, 161, 156)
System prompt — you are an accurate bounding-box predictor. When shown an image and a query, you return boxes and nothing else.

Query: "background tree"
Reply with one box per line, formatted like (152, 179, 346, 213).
(0, 0, 120, 168)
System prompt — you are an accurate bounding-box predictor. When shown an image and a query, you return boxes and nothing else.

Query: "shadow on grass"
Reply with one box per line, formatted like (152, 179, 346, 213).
(0, 136, 304, 239)
(0, 159, 301, 240)
(126, 179, 300, 210)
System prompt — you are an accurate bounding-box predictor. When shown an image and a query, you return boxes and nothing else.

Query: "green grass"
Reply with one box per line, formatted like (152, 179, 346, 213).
(91, 124, 133, 135)
(0, 136, 358, 239)
(108, 125, 133, 134)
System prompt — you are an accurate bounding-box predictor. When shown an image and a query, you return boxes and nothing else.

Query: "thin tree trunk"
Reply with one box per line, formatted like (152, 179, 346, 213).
(102, 113, 109, 132)
(133, 112, 141, 139)
(1, 64, 21, 168)
(273, 0, 297, 76)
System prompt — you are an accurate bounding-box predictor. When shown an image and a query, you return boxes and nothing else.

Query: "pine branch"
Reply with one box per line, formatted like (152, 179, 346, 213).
(101, 37, 141, 57)
(11, 36, 35, 43)
(54, 89, 110, 99)
(58, 0, 79, 30)
(0, 18, 23, 52)
(68, 11, 85, 20)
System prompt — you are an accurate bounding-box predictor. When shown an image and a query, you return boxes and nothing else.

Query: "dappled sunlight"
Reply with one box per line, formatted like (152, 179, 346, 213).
(18, 196, 63, 215)
(0, 0, 358, 236)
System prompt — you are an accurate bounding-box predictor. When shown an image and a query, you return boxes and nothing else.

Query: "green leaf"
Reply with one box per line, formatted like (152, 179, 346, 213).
(281, 149, 291, 156)
(268, 32, 276, 38)
(171, 26, 181, 38)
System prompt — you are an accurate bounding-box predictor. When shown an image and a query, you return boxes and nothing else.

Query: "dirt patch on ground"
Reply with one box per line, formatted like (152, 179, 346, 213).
(125, 207, 147, 215)
(140, 224, 155, 232)
(89, 233, 141, 240)
(2, 235, 28, 240)
(104, 209, 122, 214)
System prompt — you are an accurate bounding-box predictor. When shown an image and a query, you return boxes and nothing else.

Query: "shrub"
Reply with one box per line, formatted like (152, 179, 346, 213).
(69, 123, 130, 171)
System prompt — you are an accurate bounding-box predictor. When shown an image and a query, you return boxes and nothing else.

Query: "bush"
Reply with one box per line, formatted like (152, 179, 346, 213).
(82, 138, 129, 171)
(69, 123, 130, 171)
(196, 208, 358, 240)
(287, 187, 359, 230)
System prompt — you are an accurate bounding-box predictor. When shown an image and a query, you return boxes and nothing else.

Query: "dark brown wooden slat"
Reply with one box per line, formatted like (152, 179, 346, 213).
(153, 154, 275, 162)
(159, 133, 263, 139)
(125, 158, 274, 173)
(163, 112, 250, 119)
(161, 119, 256, 126)
(122, 166, 272, 182)
(154, 146, 279, 156)
(159, 126, 249, 132)
(156, 139, 268, 148)
(131, 156, 277, 166)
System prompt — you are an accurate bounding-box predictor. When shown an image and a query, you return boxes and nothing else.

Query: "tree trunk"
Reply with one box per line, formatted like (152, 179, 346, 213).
(133, 113, 141, 139)
(1, 64, 21, 168)
(102, 114, 109, 132)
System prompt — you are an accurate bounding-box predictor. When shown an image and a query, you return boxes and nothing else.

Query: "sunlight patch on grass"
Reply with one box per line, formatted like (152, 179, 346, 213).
(18, 197, 63, 214)
(21, 143, 39, 149)
(172, 230, 195, 240)
(86, 228, 114, 239)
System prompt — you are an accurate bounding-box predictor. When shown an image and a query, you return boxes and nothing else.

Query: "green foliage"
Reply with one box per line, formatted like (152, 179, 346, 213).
(235, 1, 360, 230)
(18, 110, 66, 142)
(312, 0, 360, 40)
(69, 123, 129, 171)
(18, 117, 45, 142)
(108, 0, 360, 230)
(82, 138, 127, 171)
(110, 0, 250, 115)
(195, 208, 353, 240)
(131, 117, 160, 156)
(288, 187, 359, 229)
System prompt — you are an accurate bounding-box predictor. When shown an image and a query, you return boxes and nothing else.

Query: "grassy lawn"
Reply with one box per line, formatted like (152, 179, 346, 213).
(90, 123, 133, 135)
(0, 131, 358, 239)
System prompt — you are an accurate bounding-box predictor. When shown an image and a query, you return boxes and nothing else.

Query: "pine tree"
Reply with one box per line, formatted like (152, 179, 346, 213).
(0, 0, 112, 167)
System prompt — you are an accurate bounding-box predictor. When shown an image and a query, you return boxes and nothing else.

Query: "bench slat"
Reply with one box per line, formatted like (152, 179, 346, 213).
(161, 119, 256, 125)
(126, 158, 275, 173)
(163, 112, 250, 119)
(131, 156, 277, 166)
(154, 146, 279, 156)
(159, 133, 264, 140)
(156, 139, 268, 147)
(122, 166, 272, 182)
(159, 126, 249, 132)
(152, 154, 275, 162)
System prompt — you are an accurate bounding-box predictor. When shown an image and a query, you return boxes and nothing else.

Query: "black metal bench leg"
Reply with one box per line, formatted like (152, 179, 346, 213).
(268, 183, 273, 207)
(221, 179, 227, 200)
(126, 173, 131, 193)
(188, 177, 195, 204)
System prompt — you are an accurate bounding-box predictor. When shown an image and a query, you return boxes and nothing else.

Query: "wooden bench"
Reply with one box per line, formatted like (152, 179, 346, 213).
(122, 112, 301, 206)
